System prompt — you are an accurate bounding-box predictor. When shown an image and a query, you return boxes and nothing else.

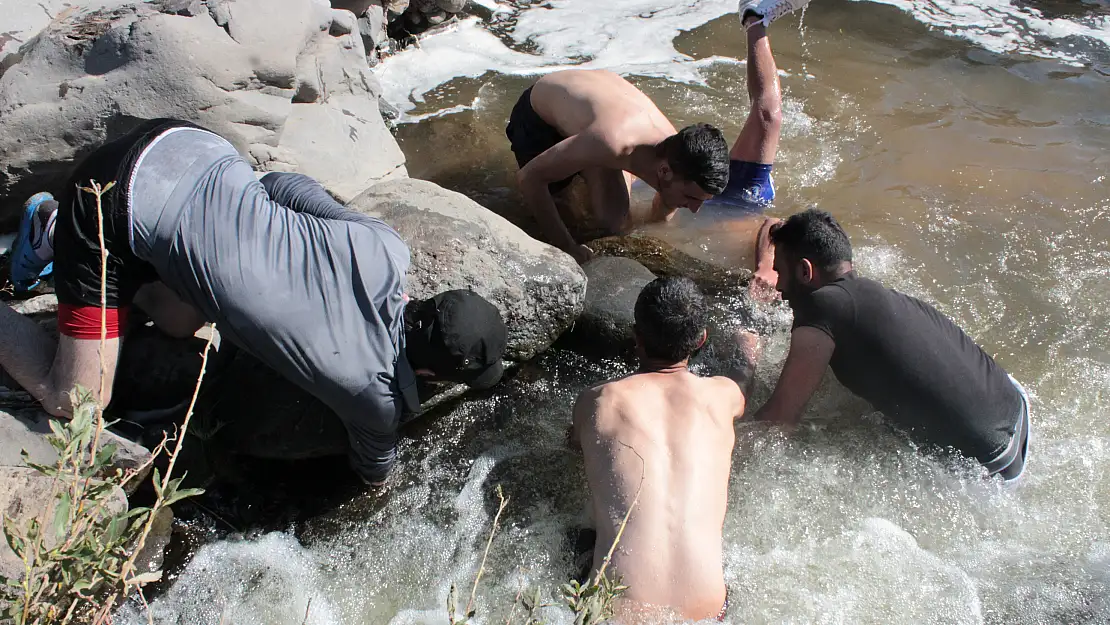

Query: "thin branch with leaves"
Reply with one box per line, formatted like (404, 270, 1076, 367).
(0, 179, 208, 624)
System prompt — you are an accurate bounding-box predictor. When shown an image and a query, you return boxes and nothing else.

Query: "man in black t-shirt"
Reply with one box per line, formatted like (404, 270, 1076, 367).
(750, 209, 1031, 482)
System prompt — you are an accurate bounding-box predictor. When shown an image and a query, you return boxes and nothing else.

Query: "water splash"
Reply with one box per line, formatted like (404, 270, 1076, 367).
(376, 0, 1109, 121)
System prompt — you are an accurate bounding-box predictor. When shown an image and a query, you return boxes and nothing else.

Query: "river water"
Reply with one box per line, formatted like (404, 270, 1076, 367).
(123, 1, 1110, 623)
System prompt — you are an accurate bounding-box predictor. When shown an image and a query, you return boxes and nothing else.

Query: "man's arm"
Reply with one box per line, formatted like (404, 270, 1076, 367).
(719, 329, 762, 419)
(568, 386, 601, 452)
(518, 133, 618, 262)
(260, 172, 361, 223)
(349, 430, 398, 487)
(750, 216, 781, 302)
(754, 327, 835, 429)
(339, 389, 403, 487)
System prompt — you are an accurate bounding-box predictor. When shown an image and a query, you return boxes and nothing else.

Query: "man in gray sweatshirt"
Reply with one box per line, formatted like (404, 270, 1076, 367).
(3, 118, 508, 485)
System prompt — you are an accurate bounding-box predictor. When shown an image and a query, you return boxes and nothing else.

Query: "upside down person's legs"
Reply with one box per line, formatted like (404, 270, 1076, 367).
(731, 22, 784, 165)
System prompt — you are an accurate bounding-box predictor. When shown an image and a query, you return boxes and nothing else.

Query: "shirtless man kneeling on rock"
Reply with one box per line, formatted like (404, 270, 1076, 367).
(570, 277, 760, 623)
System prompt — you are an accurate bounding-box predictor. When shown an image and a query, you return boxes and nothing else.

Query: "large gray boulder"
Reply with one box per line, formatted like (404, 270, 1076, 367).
(0, 0, 137, 70)
(349, 178, 587, 361)
(566, 256, 655, 357)
(0, 0, 406, 227)
(0, 402, 153, 494)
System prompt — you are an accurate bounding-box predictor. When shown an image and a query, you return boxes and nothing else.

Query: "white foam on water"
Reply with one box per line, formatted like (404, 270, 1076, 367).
(725, 517, 984, 624)
(852, 0, 1110, 63)
(376, 2, 746, 119)
(116, 532, 343, 625)
(375, 0, 1109, 121)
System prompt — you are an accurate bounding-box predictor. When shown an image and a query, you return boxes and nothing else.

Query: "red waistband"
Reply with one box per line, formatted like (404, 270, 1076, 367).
(57, 304, 129, 340)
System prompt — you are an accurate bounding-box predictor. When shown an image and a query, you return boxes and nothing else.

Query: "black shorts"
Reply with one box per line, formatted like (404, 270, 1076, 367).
(52, 119, 198, 338)
(505, 86, 577, 194)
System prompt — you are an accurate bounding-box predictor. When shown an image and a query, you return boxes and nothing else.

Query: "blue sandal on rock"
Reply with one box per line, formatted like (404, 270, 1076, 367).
(10, 191, 56, 292)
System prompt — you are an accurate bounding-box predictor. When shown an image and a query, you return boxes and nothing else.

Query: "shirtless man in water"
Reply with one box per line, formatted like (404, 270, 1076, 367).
(570, 277, 760, 622)
(507, 0, 800, 264)
(506, 72, 730, 263)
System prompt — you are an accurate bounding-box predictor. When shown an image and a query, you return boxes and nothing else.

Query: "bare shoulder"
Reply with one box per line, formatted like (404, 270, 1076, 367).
(576, 124, 628, 161)
(575, 375, 638, 416)
(573, 380, 613, 420)
(703, 375, 747, 419)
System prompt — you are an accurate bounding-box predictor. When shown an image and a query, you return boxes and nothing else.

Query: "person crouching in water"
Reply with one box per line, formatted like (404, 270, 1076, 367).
(570, 277, 760, 622)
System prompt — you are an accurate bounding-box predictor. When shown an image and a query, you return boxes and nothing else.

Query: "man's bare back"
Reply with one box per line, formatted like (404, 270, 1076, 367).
(572, 369, 746, 622)
(530, 70, 676, 162)
(506, 71, 729, 263)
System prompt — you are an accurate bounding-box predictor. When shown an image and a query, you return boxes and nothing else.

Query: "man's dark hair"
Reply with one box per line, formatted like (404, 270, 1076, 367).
(770, 208, 853, 273)
(659, 124, 730, 195)
(633, 276, 708, 362)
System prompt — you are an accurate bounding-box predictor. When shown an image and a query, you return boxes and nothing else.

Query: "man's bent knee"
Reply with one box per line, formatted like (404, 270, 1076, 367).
(755, 105, 782, 133)
(39, 387, 78, 418)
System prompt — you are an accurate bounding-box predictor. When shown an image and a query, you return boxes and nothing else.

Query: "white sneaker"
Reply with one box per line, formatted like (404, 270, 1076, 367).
(738, 0, 811, 28)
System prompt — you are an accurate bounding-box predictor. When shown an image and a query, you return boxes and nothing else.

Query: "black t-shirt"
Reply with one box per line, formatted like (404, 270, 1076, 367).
(791, 272, 1021, 462)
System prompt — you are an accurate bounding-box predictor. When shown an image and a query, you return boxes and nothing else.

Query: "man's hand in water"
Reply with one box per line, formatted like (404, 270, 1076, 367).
(751, 269, 778, 302)
(651, 192, 681, 222)
(571, 244, 594, 264)
(737, 329, 762, 365)
(750, 217, 782, 302)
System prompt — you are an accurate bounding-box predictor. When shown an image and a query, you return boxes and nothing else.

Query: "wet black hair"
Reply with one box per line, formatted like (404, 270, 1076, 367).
(770, 208, 853, 273)
(659, 123, 730, 195)
(633, 276, 708, 362)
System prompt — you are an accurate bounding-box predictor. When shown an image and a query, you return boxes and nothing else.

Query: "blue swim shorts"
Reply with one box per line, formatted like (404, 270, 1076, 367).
(703, 159, 775, 213)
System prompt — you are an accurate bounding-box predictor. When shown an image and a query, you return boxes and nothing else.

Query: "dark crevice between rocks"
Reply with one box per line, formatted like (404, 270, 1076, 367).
(206, 0, 237, 43)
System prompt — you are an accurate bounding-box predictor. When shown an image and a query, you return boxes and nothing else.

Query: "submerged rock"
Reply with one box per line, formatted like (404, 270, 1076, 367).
(0, 0, 406, 226)
(350, 178, 587, 361)
(589, 233, 752, 295)
(564, 256, 655, 358)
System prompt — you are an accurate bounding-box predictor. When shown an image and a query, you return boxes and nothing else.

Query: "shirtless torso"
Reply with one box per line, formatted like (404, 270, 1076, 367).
(509, 70, 718, 262)
(571, 367, 747, 622)
(529, 69, 676, 160)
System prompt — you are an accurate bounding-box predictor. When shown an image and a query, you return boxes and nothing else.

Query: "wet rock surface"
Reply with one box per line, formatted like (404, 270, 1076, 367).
(589, 233, 752, 295)
(349, 178, 587, 361)
(0, 0, 406, 226)
(563, 256, 656, 358)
